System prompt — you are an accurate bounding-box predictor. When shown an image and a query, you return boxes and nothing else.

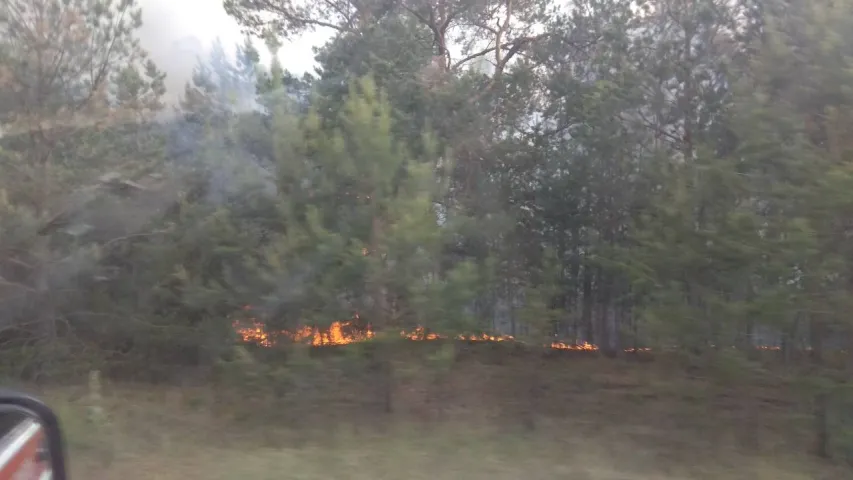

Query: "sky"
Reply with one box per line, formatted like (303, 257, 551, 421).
(136, 0, 332, 105)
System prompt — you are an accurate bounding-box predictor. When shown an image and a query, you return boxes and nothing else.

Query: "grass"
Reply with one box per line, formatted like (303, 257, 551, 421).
(47, 394, 840, 480)
(21, 355, 853, 479)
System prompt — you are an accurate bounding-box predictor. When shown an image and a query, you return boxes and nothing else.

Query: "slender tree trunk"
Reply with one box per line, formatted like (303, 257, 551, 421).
(598, 272, 614, 357)
(582, 267, 594, 344)
(369, 214, 393, 415)
(34, 241, 57, 381)
(846, 326, 853, 374)
(814, 391, 830, 458)
(508, 277, 517, 336)
(809, 317, 825, 364)
(808, 305, 831, 458)
(568, 228, 581, 338)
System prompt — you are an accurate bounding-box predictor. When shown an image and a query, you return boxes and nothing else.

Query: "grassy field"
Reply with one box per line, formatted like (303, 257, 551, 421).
(25, 354, 853, 479)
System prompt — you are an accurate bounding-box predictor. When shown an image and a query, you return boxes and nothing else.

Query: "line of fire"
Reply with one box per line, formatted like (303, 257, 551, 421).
(231, 306, 783, 353)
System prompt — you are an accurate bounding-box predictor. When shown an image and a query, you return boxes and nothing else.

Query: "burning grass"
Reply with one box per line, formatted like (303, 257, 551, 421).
(232, 316, 650, 352)
(231, 308, 788, 356)
(232, 304, 629, 351)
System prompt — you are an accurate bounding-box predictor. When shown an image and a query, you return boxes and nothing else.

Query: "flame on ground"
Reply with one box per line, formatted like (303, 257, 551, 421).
(401, 326, 445, 341)
(236, 320, 273, 347)
(232, 308, 633, 351)
(402, 327, 518, 343)
(231, 306, 779, 353)
(234, 317, 375, 347)
(550, 341, 599, 351)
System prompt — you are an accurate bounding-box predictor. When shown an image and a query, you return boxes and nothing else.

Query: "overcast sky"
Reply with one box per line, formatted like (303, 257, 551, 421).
(137, 0, 331, 105)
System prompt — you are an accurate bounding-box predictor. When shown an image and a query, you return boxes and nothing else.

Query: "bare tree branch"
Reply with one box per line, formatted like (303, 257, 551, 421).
(452, 33, 549, 71)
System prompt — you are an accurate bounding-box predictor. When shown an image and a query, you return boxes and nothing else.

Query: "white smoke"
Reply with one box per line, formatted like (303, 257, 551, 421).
(136, 0, 328, 106)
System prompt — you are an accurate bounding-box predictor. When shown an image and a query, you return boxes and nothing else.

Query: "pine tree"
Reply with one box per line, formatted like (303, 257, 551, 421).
(0, 0, 168, 376)
(246, 75, 479, 338)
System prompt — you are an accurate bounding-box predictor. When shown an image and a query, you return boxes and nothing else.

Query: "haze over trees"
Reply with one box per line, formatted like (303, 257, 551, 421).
(4, 0, 853, 470)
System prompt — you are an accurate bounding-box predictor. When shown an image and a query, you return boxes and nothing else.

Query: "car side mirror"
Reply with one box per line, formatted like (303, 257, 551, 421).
(0, 389, 68, 480)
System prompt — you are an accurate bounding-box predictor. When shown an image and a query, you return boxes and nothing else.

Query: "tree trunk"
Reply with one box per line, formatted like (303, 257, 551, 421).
(582, 267, 594, 344)
(846, 326, 853, 375)
(809, 311, 831, 459)
(368, 214, 393, 415)
(598, 272, 614, 357)
(814, 391, 830, 458)
(809, 317, 825, 364)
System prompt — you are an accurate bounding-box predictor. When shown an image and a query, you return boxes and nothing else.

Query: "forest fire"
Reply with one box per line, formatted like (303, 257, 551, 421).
(231, 320, 782, 354)
(550, 341, 599, 351)
(234, 306, 801, 354)
(232, 307, 612, 351)
(232, 319, 529, 347)
(401, 327, 517, 342)
(232, 311, 782, 354)
(233, 318, 376, 347)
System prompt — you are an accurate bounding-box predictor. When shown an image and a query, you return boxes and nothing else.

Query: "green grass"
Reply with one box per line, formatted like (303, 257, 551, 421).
(33, 382, 847, 480)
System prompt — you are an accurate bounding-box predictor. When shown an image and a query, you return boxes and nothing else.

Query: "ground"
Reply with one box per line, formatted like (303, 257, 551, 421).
(28, 352, 853, 479)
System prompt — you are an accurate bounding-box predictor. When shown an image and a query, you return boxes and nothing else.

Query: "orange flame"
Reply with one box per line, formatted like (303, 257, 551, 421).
(401, 326, 445, 341)
(235, 319, 274, 347)
(233, 307, 606, 351)
(550, 341, 598, 351)
(457, 332, 515, 342)
(232, 319, 376, 347)
(235, 306, 800, 353)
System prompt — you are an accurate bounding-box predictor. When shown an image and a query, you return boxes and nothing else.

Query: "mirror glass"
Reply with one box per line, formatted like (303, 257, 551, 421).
(0, 407, 53, 480)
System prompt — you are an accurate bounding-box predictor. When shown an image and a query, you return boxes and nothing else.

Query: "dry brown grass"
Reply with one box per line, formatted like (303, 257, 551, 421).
(25, 355, 850, 480)
(44, 387, 842, 480)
